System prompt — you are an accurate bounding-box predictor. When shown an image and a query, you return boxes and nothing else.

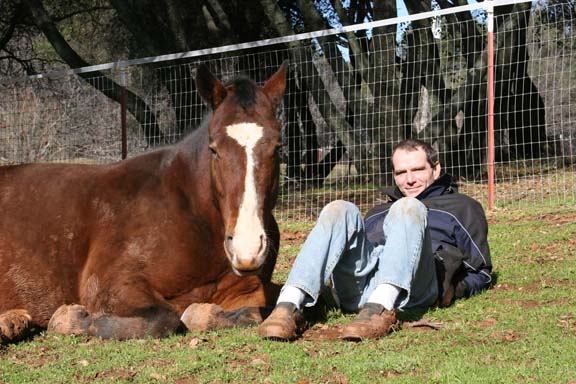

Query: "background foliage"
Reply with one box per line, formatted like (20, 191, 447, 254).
(2, 0, 574, 186)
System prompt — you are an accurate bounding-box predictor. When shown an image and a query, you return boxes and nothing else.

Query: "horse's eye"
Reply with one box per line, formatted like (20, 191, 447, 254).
(209, 145, 218, 157)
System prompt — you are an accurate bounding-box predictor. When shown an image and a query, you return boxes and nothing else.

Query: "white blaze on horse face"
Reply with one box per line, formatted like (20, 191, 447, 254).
(225, 122, 266, 271)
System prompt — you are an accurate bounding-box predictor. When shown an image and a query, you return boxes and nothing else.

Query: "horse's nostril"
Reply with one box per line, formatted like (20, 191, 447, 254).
(225, 235, 233, 249)
(258, 234, 265, 254)
(226, 236, 234, 251)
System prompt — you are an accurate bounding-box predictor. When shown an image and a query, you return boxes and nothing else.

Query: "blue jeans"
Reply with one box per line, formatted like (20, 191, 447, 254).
(282, 198, 438, 312)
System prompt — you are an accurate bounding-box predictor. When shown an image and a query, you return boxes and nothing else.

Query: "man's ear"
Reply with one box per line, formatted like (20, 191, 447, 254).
(433, 162, 442, 179)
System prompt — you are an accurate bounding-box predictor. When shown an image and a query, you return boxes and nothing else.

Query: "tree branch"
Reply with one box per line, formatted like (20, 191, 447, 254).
(23, 0, 164, 145)
(108, 0, 171, 55)
(52, 6, 113, 23)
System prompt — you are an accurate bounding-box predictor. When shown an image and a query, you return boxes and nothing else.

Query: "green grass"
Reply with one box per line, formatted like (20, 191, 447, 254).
(1, 205, 575, 383)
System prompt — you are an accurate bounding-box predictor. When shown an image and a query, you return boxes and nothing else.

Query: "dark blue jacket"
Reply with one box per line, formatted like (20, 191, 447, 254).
(364, 174, 492, 298)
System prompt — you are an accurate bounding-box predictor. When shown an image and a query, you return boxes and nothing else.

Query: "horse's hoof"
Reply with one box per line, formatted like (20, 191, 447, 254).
(0, 309, 32, 343)
(180, 303, 234, 331)
(48, 304, 92, 336)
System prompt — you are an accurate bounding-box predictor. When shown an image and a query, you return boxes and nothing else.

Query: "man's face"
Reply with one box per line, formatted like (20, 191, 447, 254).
(392, 147, 441, 198)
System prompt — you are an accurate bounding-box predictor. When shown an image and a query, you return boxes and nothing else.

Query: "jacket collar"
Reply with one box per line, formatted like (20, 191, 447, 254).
(381, 173, 458, 201)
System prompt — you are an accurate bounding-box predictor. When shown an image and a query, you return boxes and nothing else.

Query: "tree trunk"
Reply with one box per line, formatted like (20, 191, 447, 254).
(495, 2, 547, 160)
(260, 0, 368, 185)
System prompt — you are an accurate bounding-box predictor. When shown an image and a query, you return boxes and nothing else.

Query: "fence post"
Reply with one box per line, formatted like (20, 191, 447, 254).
(486, 0, 496, 210)
(120, 69, 128, 160)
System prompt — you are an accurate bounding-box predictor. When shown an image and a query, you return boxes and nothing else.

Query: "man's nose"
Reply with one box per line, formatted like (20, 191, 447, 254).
(406, 171, 416, 183)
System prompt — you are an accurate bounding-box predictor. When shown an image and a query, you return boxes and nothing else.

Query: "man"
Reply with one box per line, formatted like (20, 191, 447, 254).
(258, 139, 492, 341)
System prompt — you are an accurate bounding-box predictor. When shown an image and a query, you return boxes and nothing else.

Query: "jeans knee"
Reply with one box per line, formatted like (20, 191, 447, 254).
(388, 197, 427, 225)
(318, 200, 360, 225)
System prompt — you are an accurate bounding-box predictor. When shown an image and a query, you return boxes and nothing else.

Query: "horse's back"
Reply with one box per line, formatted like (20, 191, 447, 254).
(0, 149, 210, 327)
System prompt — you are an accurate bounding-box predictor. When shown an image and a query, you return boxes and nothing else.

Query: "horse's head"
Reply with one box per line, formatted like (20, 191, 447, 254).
(195, 63, 286, 276)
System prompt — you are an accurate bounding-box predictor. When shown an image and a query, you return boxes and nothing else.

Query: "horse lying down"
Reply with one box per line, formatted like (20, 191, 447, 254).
(0, 63, 286, 342)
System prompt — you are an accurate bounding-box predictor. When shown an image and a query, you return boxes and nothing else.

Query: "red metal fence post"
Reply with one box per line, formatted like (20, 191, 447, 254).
(120, 69, 128, 160)
(486, 1, 495, 210)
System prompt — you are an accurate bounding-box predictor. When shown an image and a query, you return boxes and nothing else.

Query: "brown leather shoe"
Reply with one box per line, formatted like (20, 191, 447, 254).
(258, 302, 305, 341)
(340, 303, 400, 341)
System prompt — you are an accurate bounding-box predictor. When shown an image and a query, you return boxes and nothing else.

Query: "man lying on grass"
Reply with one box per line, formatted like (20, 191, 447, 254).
(259, 139, 492, 341)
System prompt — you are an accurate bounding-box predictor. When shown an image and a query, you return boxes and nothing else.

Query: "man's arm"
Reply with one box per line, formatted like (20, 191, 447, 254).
(454, 197, 493, 296)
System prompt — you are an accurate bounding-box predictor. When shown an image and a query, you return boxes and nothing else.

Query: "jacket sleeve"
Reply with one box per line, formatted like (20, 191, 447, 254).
(462, 270, 492, 297)
(452, 197, 492, 296)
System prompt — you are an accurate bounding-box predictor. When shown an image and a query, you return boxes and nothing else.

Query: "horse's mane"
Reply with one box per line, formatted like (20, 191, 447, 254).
(224, 76, 258, 109)
(174, 117, 209, 157)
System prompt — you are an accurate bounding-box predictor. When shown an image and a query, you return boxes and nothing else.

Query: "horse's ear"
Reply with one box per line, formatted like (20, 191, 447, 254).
(195, 64, 227, 110)
(262, 61, 287, 108)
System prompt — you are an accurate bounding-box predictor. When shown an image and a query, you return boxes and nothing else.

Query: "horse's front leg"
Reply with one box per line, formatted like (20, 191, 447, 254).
(180, 274, 281, 332)
(180, 303, 275, 331)
(48, 276, 181, 340)
(48, 304, 181, 340)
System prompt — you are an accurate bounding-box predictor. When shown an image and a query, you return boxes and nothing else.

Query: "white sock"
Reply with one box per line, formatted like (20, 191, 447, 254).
(367, 283, 401, 311)
(276, 285, 306, 309)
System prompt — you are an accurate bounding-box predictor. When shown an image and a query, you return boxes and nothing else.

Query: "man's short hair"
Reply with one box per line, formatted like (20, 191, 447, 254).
(392, 139, 439, 168)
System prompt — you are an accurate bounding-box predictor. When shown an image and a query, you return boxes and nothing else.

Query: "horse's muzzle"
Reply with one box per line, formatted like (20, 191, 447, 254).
(224, 234, 268, 275)
(230, 265, 263, 277)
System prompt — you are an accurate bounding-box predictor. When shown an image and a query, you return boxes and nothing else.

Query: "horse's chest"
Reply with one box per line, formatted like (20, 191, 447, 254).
(117, 219, 227, 276)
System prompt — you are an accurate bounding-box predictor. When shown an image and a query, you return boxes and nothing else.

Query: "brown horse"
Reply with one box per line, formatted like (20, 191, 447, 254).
(0, 63, 286, 342)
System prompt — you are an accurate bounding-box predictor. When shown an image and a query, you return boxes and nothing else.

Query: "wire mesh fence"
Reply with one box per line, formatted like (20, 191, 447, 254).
(0, 0, 574, 222)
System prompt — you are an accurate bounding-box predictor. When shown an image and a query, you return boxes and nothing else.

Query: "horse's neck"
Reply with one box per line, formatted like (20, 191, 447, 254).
(167, 128, 220, 218)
